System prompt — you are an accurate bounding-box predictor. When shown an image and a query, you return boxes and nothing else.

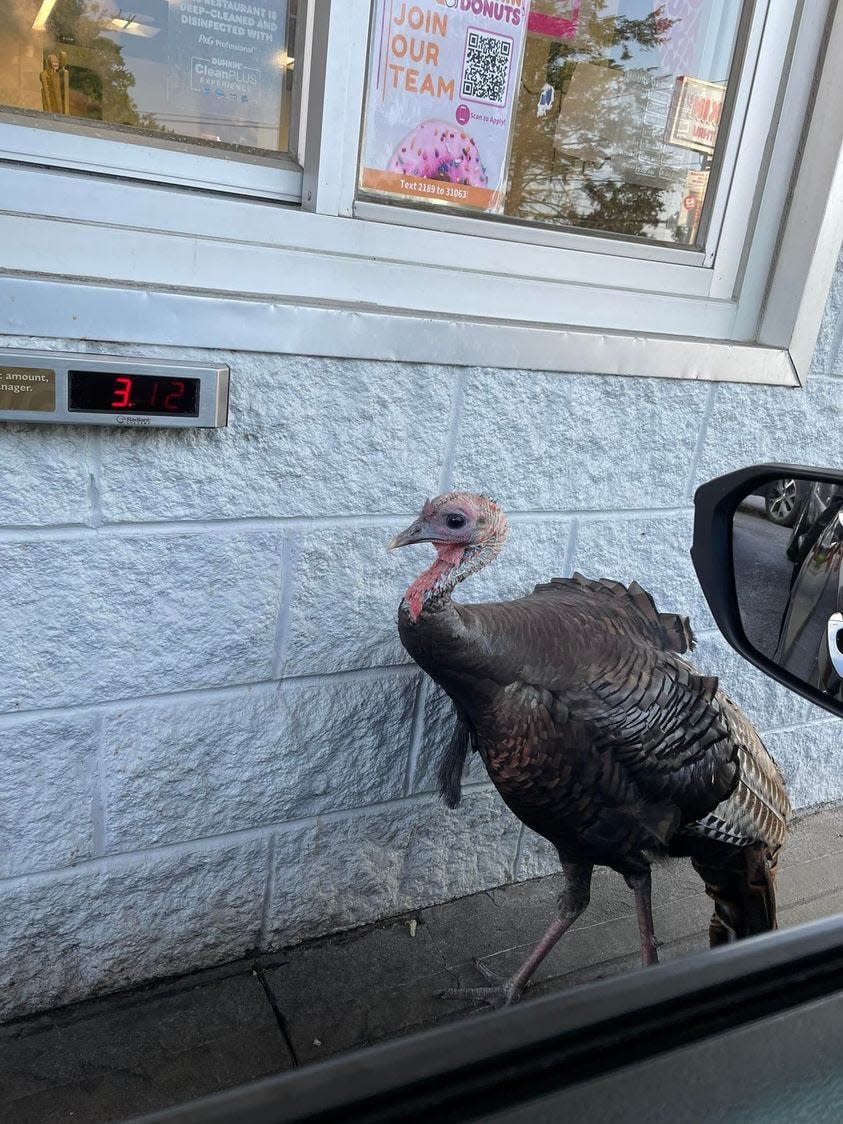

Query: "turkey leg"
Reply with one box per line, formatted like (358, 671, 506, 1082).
(439, 862, 593, 1009)
(627, 868, 658, 966)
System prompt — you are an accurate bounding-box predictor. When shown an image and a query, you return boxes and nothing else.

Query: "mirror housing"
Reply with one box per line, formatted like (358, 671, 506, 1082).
(692, 464, 843, 719)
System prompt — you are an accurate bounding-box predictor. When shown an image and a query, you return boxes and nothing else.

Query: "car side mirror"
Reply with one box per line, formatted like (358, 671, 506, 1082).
(692, 464, 843, 718)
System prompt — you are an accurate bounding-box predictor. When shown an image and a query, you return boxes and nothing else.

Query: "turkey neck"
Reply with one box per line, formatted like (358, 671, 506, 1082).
(401, 535, 500, 625)
(398, 592, 475, 705)
(398, 541, 497, 699)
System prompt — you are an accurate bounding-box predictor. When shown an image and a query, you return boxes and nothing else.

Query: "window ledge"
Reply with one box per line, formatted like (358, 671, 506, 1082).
(0, 118, 303, 203)
(0, 164, 772, 362)
(0, 272, 799, 387)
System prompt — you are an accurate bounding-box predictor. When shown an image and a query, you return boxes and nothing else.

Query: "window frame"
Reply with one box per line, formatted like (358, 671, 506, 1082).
(0, 116, 304, 201)
(0, 0, 841, 387)
(351, 0, 766, 276)
(0, 0, 308, 201)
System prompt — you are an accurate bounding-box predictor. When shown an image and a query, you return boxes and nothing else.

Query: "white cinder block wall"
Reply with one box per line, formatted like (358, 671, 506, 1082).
(1, 248, 842, 1021)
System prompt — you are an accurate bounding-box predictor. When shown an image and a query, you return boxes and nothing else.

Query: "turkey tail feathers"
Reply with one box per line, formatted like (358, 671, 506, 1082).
(691, 845, 780, 946)
(532, 574, 696, 654)
(437, 709, 471, 809)
(625, 579, 696, 652)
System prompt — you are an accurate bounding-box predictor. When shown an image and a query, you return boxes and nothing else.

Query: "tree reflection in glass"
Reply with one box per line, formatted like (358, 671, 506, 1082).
(504, 0, 743, 245)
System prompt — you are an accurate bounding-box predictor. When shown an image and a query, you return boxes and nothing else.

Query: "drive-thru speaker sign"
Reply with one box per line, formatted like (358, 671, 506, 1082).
(360, 1, 532, 212)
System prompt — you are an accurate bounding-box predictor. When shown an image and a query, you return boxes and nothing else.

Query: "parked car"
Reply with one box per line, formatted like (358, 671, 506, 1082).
(775, 482, 843, 699)
(764, 476, 808, 526)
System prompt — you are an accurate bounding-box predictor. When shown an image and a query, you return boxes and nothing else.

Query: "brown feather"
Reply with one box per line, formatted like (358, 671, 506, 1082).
(437, 708, 471, 809)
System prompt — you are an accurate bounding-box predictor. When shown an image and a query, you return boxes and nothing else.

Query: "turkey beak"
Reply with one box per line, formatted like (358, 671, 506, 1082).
(387, 522, 428, 552)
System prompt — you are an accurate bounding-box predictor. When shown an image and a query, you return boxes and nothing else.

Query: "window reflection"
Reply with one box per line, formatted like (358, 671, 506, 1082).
(504, 0, 742, 244)
(359, 0, 744, 245)
(0, 0, 296, 153)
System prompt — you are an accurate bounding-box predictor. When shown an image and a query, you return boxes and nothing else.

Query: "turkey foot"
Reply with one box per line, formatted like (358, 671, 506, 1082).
(439, 864, 594, 1009)
(438, 912, 575, 1010)
(439, 958, 524, 1009)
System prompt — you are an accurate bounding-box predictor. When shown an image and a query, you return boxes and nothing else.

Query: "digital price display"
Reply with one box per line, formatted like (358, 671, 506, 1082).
(0, 349, 229, 428)
(69, 371, 200, 417)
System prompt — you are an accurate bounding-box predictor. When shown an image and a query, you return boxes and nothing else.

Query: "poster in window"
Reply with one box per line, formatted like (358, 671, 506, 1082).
(167, 0, 288, 150)
(360, 1, 532, 213)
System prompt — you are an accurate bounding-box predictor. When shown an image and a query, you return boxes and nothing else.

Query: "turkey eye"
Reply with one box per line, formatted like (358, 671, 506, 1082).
(446, 513, 466, 529)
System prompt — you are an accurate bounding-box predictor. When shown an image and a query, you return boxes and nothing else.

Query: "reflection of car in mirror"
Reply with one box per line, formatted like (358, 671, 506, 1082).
(777, 487, 843, 699)
(764, 477, 806, 526)
(731, 477, 843, 704)
(784, 480, 843, 565)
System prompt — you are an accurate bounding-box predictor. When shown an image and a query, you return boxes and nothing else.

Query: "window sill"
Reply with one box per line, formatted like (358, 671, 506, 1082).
(0, 271, 798, 387)
(0, 96, 831, 389)
(0, 117, 303, 203)
(0, 160, 769, 370)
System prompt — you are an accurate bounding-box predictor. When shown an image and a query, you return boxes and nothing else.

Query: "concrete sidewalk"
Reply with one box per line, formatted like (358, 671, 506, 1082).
(1, 805, 841, 1123)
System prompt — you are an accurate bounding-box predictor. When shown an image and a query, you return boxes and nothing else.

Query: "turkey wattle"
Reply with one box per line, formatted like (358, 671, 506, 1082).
(389, 493, 791, 1007)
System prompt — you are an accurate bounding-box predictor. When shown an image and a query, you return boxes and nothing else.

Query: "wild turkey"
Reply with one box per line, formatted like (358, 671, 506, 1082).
(389, 493, 791, 1007)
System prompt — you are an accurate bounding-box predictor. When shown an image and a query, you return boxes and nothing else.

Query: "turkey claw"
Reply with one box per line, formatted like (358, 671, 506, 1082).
(437, 956, 525, 1008)
(438, 963, 524, 1009)
(472, 957, 505, 985)
(438, 983, 523, 1009)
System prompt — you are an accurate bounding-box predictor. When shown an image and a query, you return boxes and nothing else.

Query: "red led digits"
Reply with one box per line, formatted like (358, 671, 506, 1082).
(111, 376, 133, 408)
(163, 380, 185, 411)
(68, 370, 200, 416)
(109, 376, 184, 410)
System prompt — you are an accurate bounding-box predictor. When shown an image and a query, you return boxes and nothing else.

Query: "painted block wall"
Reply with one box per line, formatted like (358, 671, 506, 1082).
(1, 248, 842, 1020)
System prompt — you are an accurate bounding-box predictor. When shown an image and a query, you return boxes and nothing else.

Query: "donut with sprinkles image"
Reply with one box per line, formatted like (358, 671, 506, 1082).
(388, 119, 488, 187)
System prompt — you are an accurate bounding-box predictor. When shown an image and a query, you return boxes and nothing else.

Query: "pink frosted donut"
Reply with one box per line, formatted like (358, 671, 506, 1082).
(389, 119, 487, 187)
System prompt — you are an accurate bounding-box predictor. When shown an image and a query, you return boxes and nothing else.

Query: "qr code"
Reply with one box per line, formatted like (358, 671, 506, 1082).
(460, 30, 512, 106)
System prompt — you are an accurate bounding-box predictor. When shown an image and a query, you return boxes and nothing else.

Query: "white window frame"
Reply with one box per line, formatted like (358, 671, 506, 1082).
(0, 116, 304, 201)
(0, 0, 841, 387)
(0, 0, 310, 201)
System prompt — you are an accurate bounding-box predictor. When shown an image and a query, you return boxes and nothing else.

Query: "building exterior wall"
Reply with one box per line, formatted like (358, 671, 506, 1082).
(1, 246, 842, 1021)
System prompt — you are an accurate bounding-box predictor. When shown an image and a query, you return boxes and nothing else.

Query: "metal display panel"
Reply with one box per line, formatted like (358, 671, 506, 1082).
(0, 349, 229, 428)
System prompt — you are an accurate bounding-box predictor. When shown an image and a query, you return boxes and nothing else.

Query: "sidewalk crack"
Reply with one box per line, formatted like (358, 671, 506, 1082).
(252, 963, 301, 1067)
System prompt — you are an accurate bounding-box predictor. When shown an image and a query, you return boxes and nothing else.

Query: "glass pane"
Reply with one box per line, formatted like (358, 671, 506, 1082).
(359, 1, 745, 248)
(0, 0, 296, 154)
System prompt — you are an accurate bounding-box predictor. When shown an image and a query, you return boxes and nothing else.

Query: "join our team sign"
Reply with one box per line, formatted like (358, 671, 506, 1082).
(360, 0, 532, 212)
